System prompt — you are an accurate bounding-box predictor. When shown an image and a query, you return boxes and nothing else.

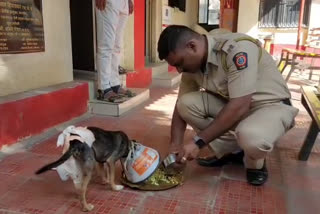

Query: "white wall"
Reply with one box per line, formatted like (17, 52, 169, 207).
(0, 0, 73, 96)
(237, 0, 260, 37)
(237, 0, 311, 45)
(162, 0, 198, 27)
(309, 0, 320, 29)
(121, 14, 135, 70)
(148, 0, 199, 62)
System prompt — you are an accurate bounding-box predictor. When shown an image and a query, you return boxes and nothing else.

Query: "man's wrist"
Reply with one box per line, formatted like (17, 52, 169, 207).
(193, 135, 206, 149)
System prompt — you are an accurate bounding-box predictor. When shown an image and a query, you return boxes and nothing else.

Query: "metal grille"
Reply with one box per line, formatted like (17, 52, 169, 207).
(259, 0, 311, 28)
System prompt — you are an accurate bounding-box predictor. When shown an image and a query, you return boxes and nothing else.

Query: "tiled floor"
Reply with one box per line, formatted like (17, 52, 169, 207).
(1, 69, 320, 214)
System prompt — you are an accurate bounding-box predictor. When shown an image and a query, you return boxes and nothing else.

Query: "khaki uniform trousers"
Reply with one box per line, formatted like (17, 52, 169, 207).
(176, 91, 298, 169)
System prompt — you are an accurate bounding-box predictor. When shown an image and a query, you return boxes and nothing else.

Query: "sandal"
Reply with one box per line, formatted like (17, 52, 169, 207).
(118, 66, 127, 75)
(108, 95, 127, 103)
(97, 89, 127, 103)
(111, 85, 136, 98)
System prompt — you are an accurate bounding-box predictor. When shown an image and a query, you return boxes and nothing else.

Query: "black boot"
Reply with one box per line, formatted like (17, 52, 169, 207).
(246, 162, 268, 186)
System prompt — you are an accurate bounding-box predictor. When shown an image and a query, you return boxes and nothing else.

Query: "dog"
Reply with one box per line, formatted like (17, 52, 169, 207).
(35, 126, 130, 212)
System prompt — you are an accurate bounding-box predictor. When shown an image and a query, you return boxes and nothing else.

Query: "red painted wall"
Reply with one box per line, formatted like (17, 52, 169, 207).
(126, 68, 152, 88)
(134, 0, 146, 71)
(168, 65, 177, 73)
(0, 83, 89, 148)
(131, 0, 152, 88)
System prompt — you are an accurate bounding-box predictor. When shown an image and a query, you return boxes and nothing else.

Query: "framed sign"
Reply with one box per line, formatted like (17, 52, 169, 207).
(0, 0, 45, 54)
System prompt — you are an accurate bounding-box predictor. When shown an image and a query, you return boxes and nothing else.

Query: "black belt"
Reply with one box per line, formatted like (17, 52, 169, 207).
(282, 98, 292, 106)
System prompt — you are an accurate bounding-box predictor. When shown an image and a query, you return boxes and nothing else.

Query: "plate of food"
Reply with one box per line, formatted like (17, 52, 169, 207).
(120, 164, 184, 191)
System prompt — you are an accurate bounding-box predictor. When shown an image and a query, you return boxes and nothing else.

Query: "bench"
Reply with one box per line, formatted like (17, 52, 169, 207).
(277, 27, 320, 82)
(299, 86, 320, 160)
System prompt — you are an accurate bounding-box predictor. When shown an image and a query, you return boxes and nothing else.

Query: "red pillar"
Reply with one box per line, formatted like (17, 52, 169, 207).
(127, 0, 152, 88)
(134, 0, 145, 70)
(296, 0, 306, 50)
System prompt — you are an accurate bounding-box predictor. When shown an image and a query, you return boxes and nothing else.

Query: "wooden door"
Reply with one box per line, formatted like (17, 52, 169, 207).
(220, 0, 239, 32)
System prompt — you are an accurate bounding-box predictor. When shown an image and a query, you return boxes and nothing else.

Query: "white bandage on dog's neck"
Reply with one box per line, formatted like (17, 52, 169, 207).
(57, 126, 95, 148)
(62, 135, 84, 154)
(57, 125, 75, 147)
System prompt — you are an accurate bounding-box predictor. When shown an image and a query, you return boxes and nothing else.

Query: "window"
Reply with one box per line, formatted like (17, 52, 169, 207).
(198, 0, 220, 25)
(259, 0, 311, 28)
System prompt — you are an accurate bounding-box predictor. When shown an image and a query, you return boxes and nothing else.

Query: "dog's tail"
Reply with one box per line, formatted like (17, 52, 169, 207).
(35, 140, 83, 175)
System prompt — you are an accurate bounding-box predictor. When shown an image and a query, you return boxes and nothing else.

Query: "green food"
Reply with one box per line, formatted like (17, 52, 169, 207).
(121, 164, 184, 191)
(144, 167, 181, 186)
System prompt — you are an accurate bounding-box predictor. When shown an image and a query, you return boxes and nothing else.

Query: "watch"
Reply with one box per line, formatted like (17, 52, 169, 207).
(193, 135, 206, 149)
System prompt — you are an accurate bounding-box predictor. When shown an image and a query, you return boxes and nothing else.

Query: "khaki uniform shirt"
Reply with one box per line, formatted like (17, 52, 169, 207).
(178, 33, 291, 106)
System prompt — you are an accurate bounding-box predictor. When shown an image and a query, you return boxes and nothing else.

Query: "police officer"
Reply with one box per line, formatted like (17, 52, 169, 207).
(157, 25, 298, 186)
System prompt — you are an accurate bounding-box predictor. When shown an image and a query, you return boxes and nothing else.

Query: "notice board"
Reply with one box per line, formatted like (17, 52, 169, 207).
(0, 0, 45, 54)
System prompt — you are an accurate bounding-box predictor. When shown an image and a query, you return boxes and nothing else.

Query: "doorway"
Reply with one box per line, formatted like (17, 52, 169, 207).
(70, 0, 96, 72)
(145, 0, 152, 64)
(220, 0, 239, 32)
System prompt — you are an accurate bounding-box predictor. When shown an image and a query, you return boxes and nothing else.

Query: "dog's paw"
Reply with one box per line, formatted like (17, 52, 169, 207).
(82, 203, 94, 212)
(112, 185, 124, 191)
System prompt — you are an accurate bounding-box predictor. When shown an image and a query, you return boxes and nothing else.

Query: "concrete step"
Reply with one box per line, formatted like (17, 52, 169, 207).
(0, 81, 89, 148)
(73, 69, 126, 100)
(152, 72, 181, 88)
(146, 62, 169, 77)
(89, 88, 150, 116)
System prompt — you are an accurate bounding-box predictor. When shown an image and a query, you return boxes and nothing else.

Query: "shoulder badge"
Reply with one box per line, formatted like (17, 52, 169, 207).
(221, 40, 237, 53)
(233, 52, 248, 70)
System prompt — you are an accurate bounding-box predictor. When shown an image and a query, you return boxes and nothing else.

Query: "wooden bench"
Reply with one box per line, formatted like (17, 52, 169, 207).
(299, 86, 320, 160)
(277, 48, 320, 81)
(277, 27, 320, 82)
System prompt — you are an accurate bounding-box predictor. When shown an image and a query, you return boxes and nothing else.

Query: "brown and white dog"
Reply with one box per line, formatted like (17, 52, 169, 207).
(35, 126, 131, 212)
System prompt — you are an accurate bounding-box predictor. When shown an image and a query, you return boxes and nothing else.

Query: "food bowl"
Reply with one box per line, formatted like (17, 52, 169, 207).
(120, 164, 184, 191)
(120, 153, 186, 191)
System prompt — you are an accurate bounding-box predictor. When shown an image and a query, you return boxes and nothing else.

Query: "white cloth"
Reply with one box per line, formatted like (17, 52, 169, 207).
(55, 126, 95, 184)
(56, 157, 83, 186)
(96, 0, 129, 90)
(57, 126, 95, 148)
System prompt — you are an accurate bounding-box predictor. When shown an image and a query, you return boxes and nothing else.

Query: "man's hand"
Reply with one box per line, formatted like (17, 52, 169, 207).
(178, 141, 200, 163)
(128, 0, 134, 14)
(96, 0, 106, 10)
(169, 143, 183, 156)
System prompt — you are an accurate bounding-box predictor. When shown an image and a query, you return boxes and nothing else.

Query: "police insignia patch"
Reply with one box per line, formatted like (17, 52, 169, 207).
(233, 52, 248, 70)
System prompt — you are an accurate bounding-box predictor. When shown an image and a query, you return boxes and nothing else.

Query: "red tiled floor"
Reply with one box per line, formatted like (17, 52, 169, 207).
(174, 201, 214, 214)
(31, 136, 62, 156)
(0, 152, 57, 177)
(214, 179, 286, 214)
(286, 191, 320, 214)
(2, 73, 320, 213)
(0, 173, 28, 200)
(0, 177, 75, 214)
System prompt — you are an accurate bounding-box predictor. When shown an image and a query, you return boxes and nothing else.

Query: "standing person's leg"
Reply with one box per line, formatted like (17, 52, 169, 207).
(96, 4, 120, 100)
(110, 13, 127, 89)
(110, 13, 135, 97)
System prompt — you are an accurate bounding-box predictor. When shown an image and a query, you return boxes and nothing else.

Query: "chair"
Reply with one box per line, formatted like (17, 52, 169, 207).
(277, 28, 320, 82)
